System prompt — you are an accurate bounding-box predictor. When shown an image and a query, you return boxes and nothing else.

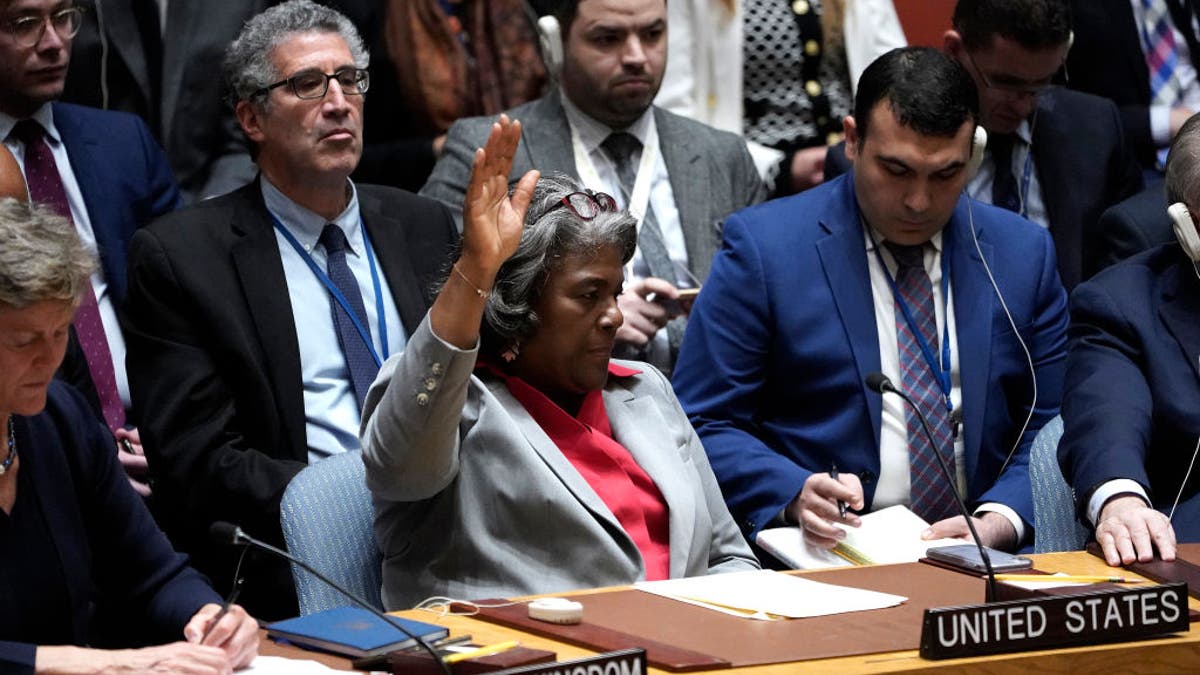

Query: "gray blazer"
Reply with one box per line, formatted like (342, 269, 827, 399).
(420, 90, 767, 282)
(360, 317, 758, 610)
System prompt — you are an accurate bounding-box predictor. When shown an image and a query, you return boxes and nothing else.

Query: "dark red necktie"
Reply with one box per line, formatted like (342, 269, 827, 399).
(14, 119, 126, 432)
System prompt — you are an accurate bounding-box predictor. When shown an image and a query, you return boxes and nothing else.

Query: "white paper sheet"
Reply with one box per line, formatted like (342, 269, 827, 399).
(241, 655, 357, 673)
(634, 569, 906, 620)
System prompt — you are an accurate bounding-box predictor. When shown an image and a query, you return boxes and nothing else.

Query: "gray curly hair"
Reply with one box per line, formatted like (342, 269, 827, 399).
(224, 0, 368, 108)
(0, 199, 96, 309)
(479, 173, 637, 355)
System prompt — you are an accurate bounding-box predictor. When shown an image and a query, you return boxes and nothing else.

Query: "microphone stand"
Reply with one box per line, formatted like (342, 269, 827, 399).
(866, 374, 999, 603)
(210, 522, 452, 675)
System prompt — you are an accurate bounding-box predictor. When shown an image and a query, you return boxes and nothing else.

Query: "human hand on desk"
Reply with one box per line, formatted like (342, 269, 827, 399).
(789, 472, 864, 548)
(184, 602, 260, 670)
(923, 512, 1016, 551)
(1095, 495, 1176, 566)
(35, 642, 238, 674)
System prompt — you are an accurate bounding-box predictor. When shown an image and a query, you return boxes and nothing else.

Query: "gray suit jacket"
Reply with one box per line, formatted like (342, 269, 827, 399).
(421, 91, 766, 282)
(360, 317, 759, 610)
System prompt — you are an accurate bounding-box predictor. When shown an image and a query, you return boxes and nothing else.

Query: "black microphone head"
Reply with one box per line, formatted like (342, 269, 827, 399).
(865, 372, 893, 394)
(209, 521, 244, 546)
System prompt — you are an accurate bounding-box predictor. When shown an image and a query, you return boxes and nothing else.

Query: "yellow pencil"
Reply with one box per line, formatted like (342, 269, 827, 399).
(994, 574, 1143, 583)
(442, 639, 521, 664)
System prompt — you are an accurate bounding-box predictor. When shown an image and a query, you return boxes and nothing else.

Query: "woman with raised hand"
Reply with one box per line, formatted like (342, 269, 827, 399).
(361, 115, 757, 610)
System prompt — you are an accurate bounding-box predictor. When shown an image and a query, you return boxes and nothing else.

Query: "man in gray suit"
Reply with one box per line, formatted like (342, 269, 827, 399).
(421, 0, 765, 374)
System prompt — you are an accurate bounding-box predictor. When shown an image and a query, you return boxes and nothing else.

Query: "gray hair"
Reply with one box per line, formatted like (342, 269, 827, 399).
(480, 173, 637, 354)
(1166, 113, 1200, 209)
(224, 0, 368, 107)
(0, 199, 96, 309)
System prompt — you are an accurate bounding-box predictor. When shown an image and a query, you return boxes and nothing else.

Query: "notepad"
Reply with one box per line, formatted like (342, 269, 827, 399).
(266, 606, 449, 658)
(756, 505, 965, 569)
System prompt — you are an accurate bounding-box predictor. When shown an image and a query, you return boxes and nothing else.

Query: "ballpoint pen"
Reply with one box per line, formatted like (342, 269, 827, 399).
(831, 463, 847, 519)
(442, 640, 520, 664)
(201, 575, 243, 642)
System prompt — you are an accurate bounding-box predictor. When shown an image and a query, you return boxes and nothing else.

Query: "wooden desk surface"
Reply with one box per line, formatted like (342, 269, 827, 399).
(261, 552, 1200, 674)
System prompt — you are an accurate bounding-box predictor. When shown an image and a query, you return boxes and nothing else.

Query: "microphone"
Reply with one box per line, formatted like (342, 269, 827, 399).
(864, 373, 999, 602)
(208, 522, 452, 674)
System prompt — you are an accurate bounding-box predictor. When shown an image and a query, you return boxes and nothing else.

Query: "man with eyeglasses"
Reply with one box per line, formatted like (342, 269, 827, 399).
(0, 0, 181, 499)
(942, 0, 1143, 291)
(121, 0, 457, 620)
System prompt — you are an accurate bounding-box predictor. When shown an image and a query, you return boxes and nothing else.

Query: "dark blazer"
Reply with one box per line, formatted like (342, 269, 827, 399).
(123, 180, 458, 619)
(672, 174, 1069, 538)
(62, 0, 267, 202)
(0, 384, 219, 673)
(421, 90, 767, 283)
(1091, 181, 1176, 277)
(49, 102, 182, 420)
(1066, 0, 1200, 168)
(1059, 243, 1200, 541)
(825, 89, 1143, 291)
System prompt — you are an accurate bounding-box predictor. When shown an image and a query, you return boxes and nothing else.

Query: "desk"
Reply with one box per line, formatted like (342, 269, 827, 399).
(261, 552, 1200, 673)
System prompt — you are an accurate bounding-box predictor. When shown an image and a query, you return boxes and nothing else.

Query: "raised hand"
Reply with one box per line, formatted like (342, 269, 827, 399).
(461, 114, 540, 280)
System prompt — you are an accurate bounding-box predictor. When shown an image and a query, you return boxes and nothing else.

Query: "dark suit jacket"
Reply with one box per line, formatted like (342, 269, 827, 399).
(824, 89, 1143, 291)
(673, 174, 1070, 537)
(1092, 181, 1177, 277)
(123, 180, 458, 619)
(1059, 243, 1200, 541)
(422, 90, 766, 283)
(48, 102, 182, 422)
(0, 384, 218, 673)
(1067, 0, 1200, 168)
(63, 0, 267, 202)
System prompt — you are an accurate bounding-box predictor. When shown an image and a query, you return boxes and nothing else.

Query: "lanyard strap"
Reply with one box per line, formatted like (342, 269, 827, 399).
(1016, 143, 1034, 219)
(873, 237, 954, 416)
(571, 119, 660, 277)
(271, 215, 389, 368)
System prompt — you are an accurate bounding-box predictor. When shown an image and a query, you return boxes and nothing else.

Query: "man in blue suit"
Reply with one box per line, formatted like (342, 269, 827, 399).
(1058, 114, 1200, 568)
(674, 48, 1069, 554)
(0, 0, 181, 497)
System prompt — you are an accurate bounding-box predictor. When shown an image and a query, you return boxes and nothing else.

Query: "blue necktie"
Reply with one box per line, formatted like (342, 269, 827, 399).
(885, 242, 958, 523)
(319, 224, 378, 410)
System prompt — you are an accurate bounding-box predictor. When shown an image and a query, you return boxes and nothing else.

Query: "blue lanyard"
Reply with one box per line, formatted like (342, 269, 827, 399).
(873, 236, 954, 417)
(270, 215, 389, 368)
(1016, 144, 1034, 219)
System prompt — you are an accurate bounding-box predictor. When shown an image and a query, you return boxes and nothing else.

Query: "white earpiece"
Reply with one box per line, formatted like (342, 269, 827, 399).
(536, 16, 563, 79)
(1169, 202, 1200, 263)
(967, 125, 988, 178)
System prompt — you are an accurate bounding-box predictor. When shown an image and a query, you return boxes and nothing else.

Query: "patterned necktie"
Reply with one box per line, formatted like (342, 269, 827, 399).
(884, 242, 958, 523)
(1141, 0, 1183, 167)
(987, 134, 1021, 214)
(318, 224, 379, 411)
(14, 119, 126, 433)
(601, 132, 685, 359)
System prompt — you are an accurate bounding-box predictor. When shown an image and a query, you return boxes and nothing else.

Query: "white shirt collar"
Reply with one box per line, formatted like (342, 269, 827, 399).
(560, 89, 655, 153)
(0, 103, 61, 144)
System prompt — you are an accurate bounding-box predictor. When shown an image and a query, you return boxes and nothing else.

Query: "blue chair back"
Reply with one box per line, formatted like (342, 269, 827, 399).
(1030, 415, 1090, 552)
(280, 450, 383, 614)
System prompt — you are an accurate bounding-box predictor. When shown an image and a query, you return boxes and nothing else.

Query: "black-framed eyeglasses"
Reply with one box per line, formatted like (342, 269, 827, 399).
(5, 6, 84, 47)
(962, 48, 1058, 99)
(252, 66, 370, 101)
(552, 190, 618, 220)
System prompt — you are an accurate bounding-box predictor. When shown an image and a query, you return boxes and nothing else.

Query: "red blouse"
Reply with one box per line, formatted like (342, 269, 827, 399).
(480, 362, 672, 581)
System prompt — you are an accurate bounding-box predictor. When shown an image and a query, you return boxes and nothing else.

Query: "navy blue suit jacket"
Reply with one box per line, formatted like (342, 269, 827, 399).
(0, 384, 218, 674)
(673, 175, 1069, 537)
(52, 102, 182, 302)
(1059, 244, 1200, 540)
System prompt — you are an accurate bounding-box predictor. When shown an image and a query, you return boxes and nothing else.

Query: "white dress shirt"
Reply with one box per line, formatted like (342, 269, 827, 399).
(865, 226, 1025, 541)
(263, 178, 407, 464)
(1, 104, 132, 411)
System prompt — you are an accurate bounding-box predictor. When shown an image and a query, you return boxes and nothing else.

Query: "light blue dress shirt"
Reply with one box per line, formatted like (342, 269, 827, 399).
(263, 178, 408, 463)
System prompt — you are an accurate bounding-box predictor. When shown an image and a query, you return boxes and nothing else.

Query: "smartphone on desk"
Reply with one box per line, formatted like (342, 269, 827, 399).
(926, 544, 1033, 573)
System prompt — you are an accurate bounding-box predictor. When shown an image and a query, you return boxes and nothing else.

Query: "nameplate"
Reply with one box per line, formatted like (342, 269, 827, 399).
(491, 649, 648, 675)
(920, 582, 1189, 659)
